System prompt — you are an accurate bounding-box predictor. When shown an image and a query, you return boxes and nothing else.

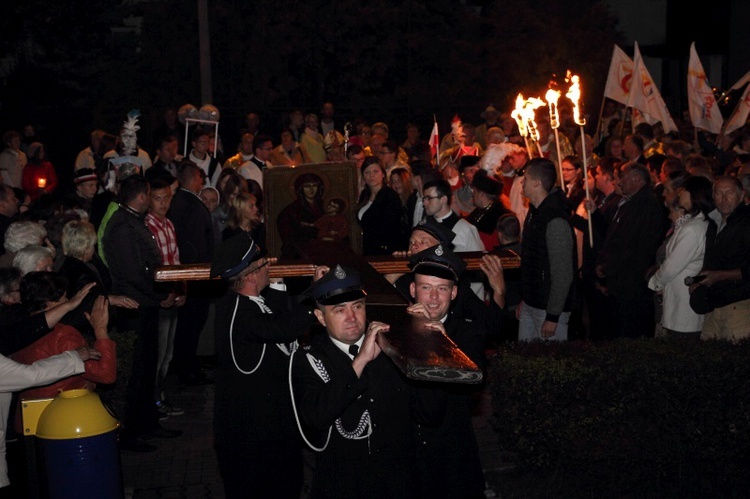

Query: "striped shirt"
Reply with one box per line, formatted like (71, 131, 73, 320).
(145, 213, 180, 265)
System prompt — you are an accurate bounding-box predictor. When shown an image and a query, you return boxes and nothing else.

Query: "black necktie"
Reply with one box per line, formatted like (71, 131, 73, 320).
(348, 344, 359, 357)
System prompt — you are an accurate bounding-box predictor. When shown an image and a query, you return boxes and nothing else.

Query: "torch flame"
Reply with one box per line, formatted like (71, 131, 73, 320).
(545, 88, 561, 129)
(565, 71, 586, 126)
(511, 94, 528, 138)
(522, 97, 545, 142)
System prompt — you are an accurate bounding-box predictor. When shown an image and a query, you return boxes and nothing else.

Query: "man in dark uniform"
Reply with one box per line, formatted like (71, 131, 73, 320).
(407, 244, 487, 499)
(393, 219, 508, 341)
(210, 232, 324, 498)
(290, 265, 417, 499)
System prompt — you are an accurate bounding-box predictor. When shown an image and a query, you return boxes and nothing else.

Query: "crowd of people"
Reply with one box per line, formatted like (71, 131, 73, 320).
(0, 97, 749, 497)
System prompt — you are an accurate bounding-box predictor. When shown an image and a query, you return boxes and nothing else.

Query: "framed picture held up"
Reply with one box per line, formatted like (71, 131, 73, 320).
(264, 161, 363, 259)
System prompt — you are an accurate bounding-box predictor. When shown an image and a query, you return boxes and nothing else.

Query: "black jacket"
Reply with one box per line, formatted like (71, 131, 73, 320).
(357, 185, 405, 255)
(102, 204, 165, 307)
(167, 188, 214, 263)
(291, 330, 417, 499)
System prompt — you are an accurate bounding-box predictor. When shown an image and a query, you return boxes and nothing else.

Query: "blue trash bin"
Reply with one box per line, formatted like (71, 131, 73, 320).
(35, 389, 123, 499)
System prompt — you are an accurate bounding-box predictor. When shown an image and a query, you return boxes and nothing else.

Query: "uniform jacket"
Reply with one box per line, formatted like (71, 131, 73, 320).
(291, 331, 417, 499)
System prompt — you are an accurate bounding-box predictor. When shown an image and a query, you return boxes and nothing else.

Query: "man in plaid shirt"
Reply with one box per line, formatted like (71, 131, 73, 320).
(146, 174, 186, 420)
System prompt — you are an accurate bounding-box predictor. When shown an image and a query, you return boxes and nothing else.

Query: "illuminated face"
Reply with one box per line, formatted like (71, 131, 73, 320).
(461, 166, 480, 186)
(410, 273, 457, 320)
(561, 160, 578, 184)
(314, 299, 367, 345)
(713, 178, 742, 218)
(422, 187, 444, 217)
(363, 163, 384, 189)
(256, 141, 273, 162)
(149, 187, 172, 219)
(409, 230, 440, 254)
(305, 115, 319, 131)
(348, 152, 366, 169)
(281, 131, 294, 148)
(242, 195, 260, 223)
(389, 173, 404, 195)
(378, 148, 396, 167)
(76, 180, 98, 200)
(157, 140, 178, 162)
(609, 139, 623, 158)
(193, 135, 210, 156)
(199, 188, 219, 212)
(508, 151, 527, 172)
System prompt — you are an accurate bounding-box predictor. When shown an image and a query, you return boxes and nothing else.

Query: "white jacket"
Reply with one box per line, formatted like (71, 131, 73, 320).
(648, 214, 709, 333)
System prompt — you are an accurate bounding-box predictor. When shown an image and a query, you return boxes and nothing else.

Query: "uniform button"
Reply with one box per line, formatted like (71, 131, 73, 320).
(369, 398, 374, 403)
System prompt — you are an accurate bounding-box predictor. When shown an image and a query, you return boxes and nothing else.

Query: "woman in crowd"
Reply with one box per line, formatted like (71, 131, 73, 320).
(58, 220, 137, 336)
(21, 142, 58, 202)
(221, 191, 261, 244)
(12, 245, 54, 275)
(0, 221, 47, 268)
(560, 155, 586, 211)
(214, 168, 247, 234)
(356, 157, 404, 256)
(11, 271, 116, 433)
(647, 175, 713, 338)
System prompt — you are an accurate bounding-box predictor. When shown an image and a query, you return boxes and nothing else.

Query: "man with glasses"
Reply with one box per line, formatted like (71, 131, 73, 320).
(378, 140, 408, 180)
(238, 134, 274, 190)
(421, 178, 484, 253)
(211, 232, 324, 498)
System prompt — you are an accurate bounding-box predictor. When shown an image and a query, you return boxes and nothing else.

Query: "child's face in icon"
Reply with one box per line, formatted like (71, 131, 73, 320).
(326, 201, 340, 215)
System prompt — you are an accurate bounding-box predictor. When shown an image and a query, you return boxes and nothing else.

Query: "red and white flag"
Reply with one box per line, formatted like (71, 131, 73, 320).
(688, 42, 723, 134)
(603, 45, 634, 106)
(626, 42, 678, 133)
(428, 120, 440, 161)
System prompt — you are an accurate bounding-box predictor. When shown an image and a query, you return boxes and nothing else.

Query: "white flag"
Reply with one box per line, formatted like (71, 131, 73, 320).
(626, 42, 678, 133)
(723, 84, 750, 135)
(603, 45, 634, 106)
(688, 42, 723, 134)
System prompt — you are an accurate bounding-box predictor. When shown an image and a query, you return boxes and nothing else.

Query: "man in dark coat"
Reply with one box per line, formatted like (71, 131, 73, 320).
(167, 161, 216, 384)
(210, 232, 323, 498)
(291, 265, 417, 499)
(102, 174, 182, 452)
(596, 161, 666, 338)
(406, 244, 487, 499)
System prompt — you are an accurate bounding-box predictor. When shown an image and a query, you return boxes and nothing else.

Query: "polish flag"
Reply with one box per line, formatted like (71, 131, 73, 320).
(429, 120, 440, 161)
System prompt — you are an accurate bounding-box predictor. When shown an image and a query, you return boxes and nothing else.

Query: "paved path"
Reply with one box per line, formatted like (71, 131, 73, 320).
(121, 353, 513, 498)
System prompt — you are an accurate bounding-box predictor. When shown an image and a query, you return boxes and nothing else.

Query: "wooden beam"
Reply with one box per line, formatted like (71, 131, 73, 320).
(153, 249, 520, 282)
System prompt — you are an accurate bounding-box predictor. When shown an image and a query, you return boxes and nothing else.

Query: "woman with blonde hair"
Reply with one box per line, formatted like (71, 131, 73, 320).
(221, 191, 262, 247)
(59, 220, 137, 337)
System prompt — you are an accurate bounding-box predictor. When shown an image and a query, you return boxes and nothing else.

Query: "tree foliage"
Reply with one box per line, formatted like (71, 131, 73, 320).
(0, 0, 625, 158)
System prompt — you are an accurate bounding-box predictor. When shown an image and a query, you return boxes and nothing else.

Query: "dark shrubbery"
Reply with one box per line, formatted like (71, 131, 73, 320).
(489, 338, 750, 497)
